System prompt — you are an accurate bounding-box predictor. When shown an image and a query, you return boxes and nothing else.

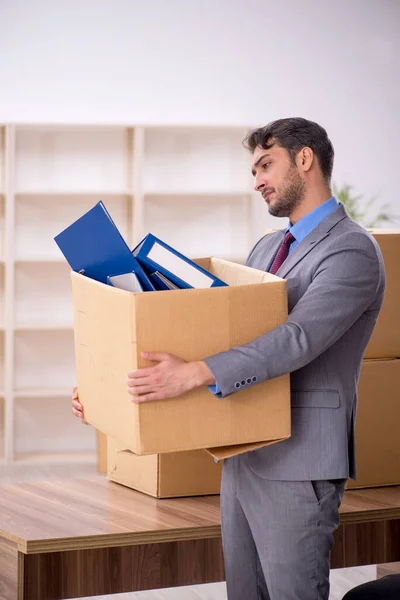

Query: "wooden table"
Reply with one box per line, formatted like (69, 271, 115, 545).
(0, 478, 400, 600)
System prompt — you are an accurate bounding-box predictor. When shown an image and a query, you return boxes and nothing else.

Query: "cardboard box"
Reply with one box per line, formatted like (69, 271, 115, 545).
(107, 437, 223, 498)
(96, 430, 107, 474)
(347, 359, 400, 489)
(365, 230, 400, 359)
(72, 258, 291, 456)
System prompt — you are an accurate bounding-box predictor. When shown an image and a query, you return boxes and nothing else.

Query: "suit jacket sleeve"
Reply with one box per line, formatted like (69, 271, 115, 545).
(203, 233, 384, 398)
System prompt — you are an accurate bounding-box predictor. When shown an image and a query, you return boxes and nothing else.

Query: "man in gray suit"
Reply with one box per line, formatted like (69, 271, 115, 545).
(73, 118, 386, 600)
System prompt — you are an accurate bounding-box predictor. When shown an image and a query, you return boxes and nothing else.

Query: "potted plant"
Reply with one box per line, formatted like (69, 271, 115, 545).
(333, 183, 397, 228)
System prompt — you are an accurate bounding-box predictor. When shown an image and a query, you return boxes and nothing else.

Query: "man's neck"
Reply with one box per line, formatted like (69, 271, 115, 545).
(289, 187, 332, 224)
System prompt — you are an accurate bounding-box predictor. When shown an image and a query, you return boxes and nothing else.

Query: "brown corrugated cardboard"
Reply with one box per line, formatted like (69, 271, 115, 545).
(347, 358, 400, 489)
(206, 439, 284, 460)
(96, 430, 107, 474)
(365, 230, 400, 359)
(107, 437, 223, 498)
(72, 258, 291, 455)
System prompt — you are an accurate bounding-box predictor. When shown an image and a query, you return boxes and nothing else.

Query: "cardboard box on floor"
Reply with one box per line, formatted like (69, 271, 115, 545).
(364, 230, 400, 359)
(72, 258, 291, 457)
(107, 437, 223, 498)
(347, 358, 400, 489)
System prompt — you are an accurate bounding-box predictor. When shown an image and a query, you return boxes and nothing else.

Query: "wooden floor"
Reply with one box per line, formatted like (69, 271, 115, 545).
(0, 460, 394, 600)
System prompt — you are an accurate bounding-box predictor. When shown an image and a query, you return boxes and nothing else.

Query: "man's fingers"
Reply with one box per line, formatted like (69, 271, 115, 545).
(127, 375, 155, 387)
(127, 383, 153, 395)
(127, 369, 154, 381)
(130, 392, 162, 404)
(72, 404, 88, 425)
(128, 352, 176, 380)
(127, 368, 154, 380)
(141, 351, 170, 362)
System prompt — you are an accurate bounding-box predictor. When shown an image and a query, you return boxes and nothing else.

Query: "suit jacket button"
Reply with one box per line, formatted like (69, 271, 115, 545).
(235, 382, 241, 388)
(241, 380, 246, 386)
(246, 378, 252, 384)
(252, 376, 257, 382)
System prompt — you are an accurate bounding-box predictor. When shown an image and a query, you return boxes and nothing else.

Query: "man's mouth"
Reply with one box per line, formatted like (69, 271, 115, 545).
(262, 190, 274, 202)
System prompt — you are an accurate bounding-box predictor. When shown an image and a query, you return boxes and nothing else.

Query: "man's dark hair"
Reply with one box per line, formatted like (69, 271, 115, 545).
(243, 117, 334, 183)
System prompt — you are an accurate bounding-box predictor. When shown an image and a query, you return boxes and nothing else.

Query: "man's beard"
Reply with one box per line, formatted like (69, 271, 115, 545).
(268, 169, 306, 218)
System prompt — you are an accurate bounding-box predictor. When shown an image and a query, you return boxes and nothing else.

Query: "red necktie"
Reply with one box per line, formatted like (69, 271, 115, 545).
(269, 232, 295, 275)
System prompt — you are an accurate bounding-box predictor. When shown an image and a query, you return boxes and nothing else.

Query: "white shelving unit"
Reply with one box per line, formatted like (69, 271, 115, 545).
(0, 124, 6, 464)
(0, 123, 259, 465)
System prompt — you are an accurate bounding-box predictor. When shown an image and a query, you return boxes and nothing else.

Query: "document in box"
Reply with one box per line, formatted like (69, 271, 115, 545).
(150, 271, 180, 290)
(54, 201, 155, 291)
(133, 233, 227, 289)
(107, 271, 144, 292)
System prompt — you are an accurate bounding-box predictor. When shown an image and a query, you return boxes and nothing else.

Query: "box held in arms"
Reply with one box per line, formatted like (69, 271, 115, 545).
(72, 258, 291, 456)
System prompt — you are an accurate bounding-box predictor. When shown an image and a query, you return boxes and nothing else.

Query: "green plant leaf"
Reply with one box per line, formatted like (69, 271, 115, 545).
(333, 182, 397, 227)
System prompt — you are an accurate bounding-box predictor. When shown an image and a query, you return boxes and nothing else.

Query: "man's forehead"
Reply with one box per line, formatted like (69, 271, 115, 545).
(251, 143, 278, 168)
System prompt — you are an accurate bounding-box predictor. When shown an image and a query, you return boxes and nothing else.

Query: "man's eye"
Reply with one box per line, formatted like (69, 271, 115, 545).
(262, 162, 270, 169)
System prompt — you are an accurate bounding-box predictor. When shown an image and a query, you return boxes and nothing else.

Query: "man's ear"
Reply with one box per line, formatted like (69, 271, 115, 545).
(296, 147, 314, 173)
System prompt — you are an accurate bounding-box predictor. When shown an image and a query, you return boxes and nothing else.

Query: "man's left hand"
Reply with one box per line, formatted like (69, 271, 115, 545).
(127, 352, 216, 404)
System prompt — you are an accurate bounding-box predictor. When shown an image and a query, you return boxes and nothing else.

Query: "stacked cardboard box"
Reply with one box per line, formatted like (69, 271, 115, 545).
(75, 258, 291, 497)
(107, 438, 223, 498)
(347, 230, 400, 489)
(346, 358, 400, 489)
(364, 231, 400, 359)
(96, 431, 223, 497)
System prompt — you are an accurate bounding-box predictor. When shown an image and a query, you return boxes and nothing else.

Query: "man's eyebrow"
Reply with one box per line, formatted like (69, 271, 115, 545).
(251, 153, 272, 176)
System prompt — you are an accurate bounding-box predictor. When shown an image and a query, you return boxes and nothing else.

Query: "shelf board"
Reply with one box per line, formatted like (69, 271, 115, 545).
(14, 387, 73, 399)
(14, 323, 73, 331)
(15, 123, 130, 131)
(13, 451, 96, 465)
(14, 256, 67, 263)
(143, 124, 250, 132)
(144, 191, 251, 198)
(15, 190, 132, 197)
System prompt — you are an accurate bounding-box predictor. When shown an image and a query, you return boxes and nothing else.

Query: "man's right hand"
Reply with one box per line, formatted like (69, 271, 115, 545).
(71, 386, 88, 425)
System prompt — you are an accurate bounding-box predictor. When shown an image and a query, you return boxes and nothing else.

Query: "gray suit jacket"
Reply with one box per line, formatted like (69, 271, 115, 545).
(204, 204, 386, 480)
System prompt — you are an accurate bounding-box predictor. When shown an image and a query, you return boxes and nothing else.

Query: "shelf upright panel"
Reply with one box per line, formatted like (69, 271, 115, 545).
(131, 126, 145, 247)
(4, 125, 16, 463)
(0, 127, 4, 461)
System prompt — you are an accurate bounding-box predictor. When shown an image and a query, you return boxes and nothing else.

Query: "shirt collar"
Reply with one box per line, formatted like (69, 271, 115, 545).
(286, 196, 338, 244)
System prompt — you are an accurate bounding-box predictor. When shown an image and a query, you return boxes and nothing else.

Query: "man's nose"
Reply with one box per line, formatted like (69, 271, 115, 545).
(254, 175, 265, 192)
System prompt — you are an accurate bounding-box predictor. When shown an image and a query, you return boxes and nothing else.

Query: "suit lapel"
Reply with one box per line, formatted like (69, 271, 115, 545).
(276, 204, 348, 278)
(248, 229, 285, 271)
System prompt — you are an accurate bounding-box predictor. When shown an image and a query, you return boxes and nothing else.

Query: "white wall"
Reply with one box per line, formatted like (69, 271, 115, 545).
(0, 0, 399, 224)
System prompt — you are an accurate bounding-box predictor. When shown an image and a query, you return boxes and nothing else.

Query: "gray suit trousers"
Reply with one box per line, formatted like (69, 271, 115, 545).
(221, 454, 346, 600)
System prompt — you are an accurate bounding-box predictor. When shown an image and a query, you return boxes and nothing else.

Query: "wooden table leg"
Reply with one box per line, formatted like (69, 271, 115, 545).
(0, 537, 24, 600)
(20, 538, 224, 600)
